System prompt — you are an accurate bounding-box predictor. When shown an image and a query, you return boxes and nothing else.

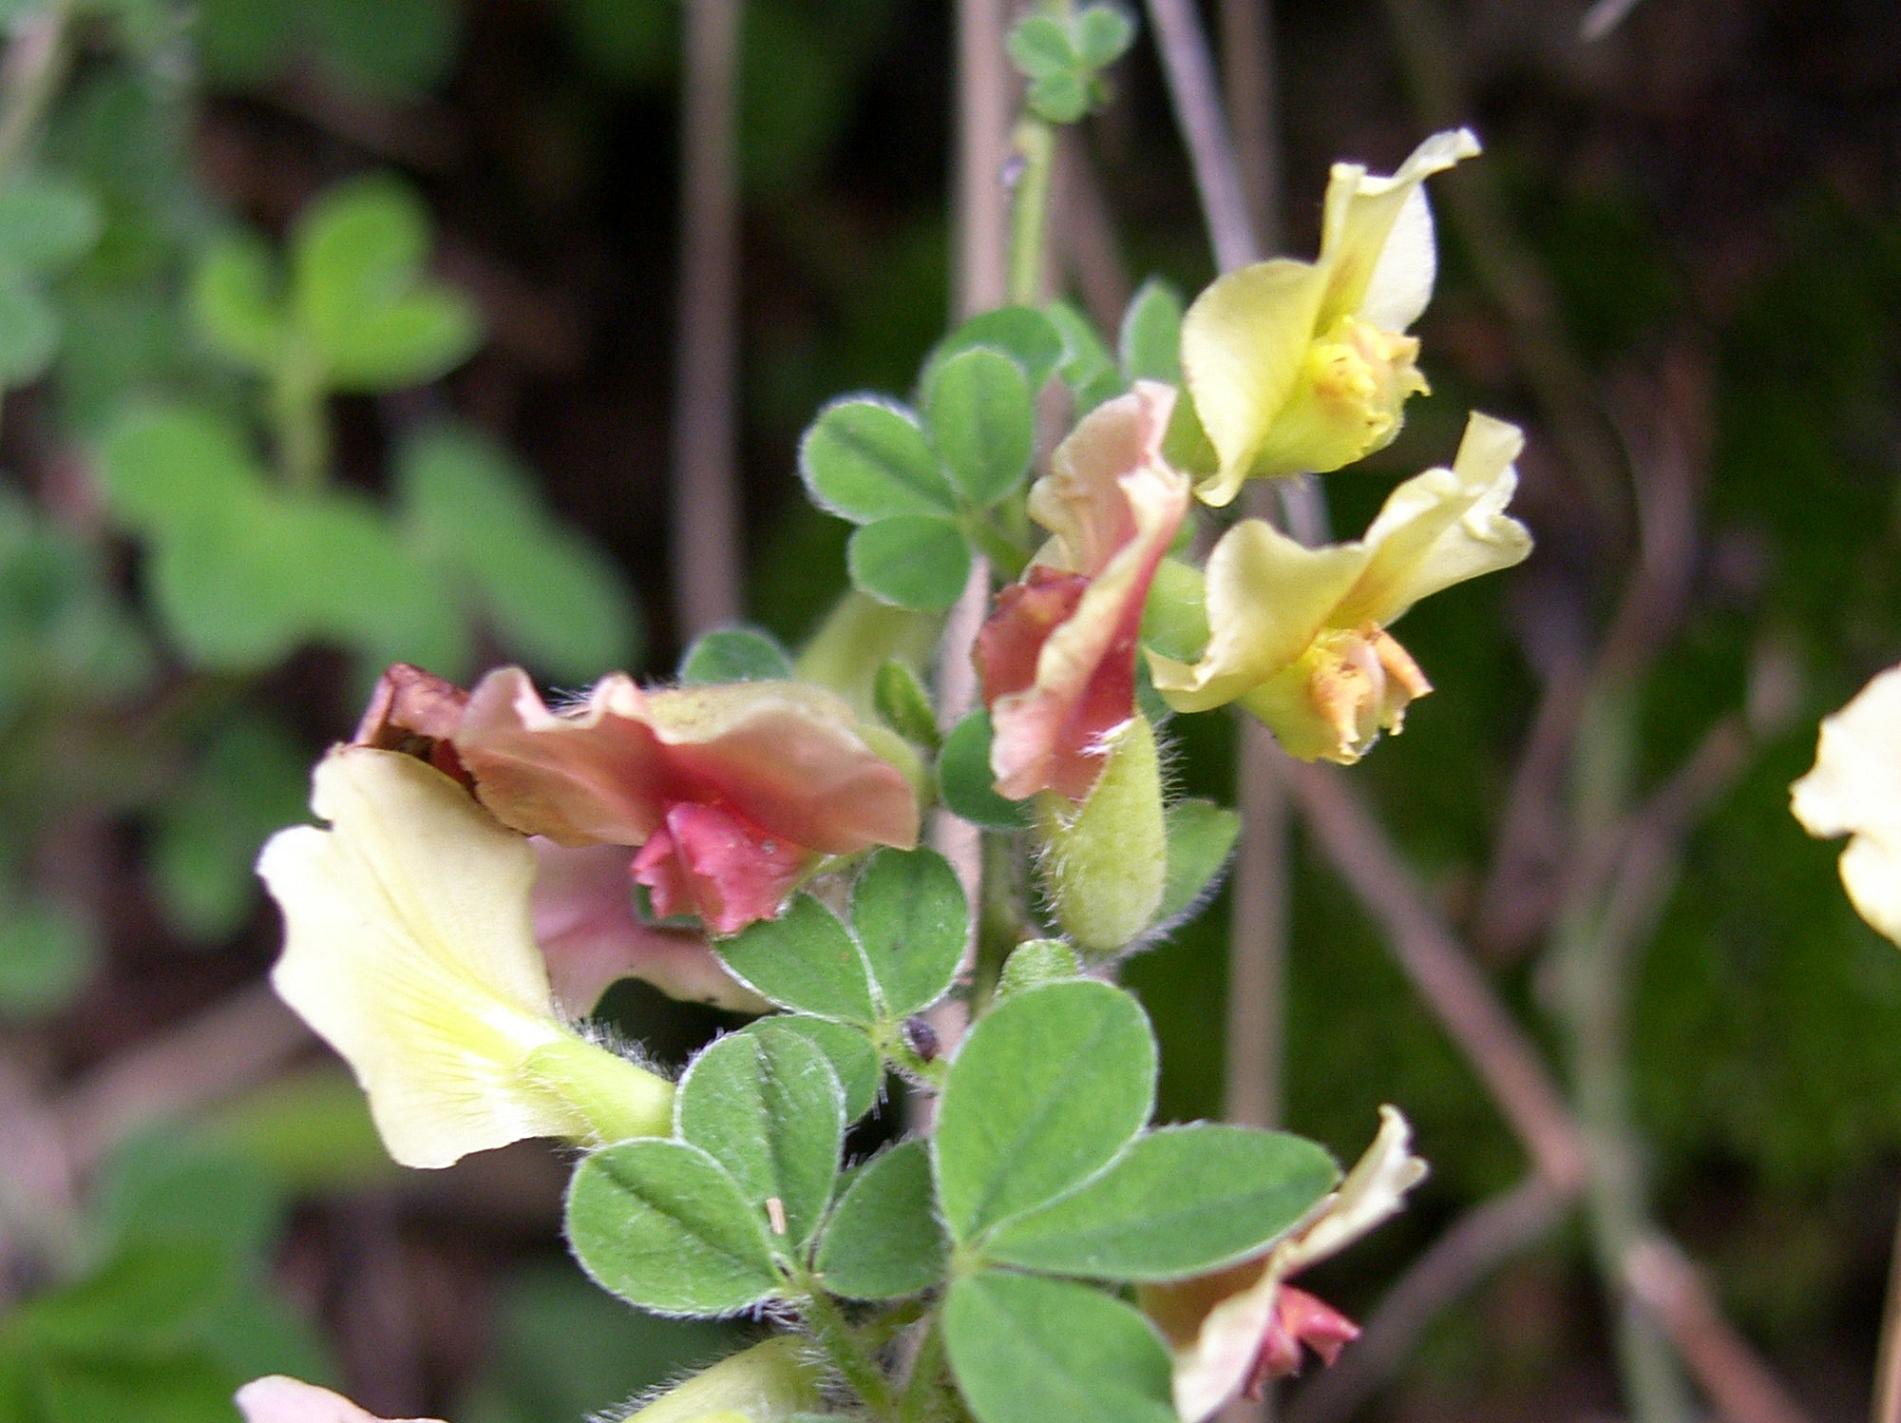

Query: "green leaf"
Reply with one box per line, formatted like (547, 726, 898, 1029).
(1004, 15, 1074, 78)
(799, 397, 953, 523)
(924, 347, 1034, 507)
(850, 847, 967, 1018)
(1154, 798, 1241, 928)
(937, 710, 1028, 831)
(994, 938, 1080, 1000)
(813, 1141, 947, 1300)
(847, 515, 971, 611)
(981, 1124, 1337, 1280)
(190, 233, 288, 371)
(94, 1130, 284, 1269)
(716, 894, 876, 1023)
(1072, 6, 1137, 69)
(736, 1015, 882, 1124)
(1119, 278, 1184, 384)
(679, 627, 793, 685)
(290, 174, 479, 391)
(942, 1273, 1175, 1423)
(933, 979, 1155, 1240)
(566, 1139, 783, 1317)
(307, 0, 459, 97)
(28, 1354, 241, 1423)
(0, 897, 96, 1019)
(0, 270, 58, 385)
(675, 1029, 845, 1252)
(872, 659, 939, 748)
(150, 718, 308, 941)
(1027, 71, 1092, 124)
(1046, 299, 1124, 413)
(397, 423, 638, 679)
(0, 174, 100, 273)
(928, 306, 1065, 393)
(95, 404, 261, 537)
(13, 1244, 232, 1352)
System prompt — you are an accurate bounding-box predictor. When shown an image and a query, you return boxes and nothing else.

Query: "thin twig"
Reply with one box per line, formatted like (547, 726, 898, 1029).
(1143, 0, 1257, 274)
(59, 982, 309, 1171)
(669, 0, 746, 634)
(1218, 0, 1282, 253)
(1624, 1237, 1814, 1423)
(1225, 726, 1288, 1133)
(1874, 1198, 1901, 1423)
(1280, 760, 1589, 1193)
(1288, 1177, 1568, 1423)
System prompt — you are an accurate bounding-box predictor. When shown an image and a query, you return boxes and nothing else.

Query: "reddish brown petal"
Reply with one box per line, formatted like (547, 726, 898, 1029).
(986, 391, 1190, 802)
(976, 568, 1088, 705)
(455, 669, 918, 856)
(352, 663, 473, 784)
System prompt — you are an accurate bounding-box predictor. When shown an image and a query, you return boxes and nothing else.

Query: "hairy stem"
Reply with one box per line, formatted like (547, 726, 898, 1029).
(798, 1277, 897, 1418)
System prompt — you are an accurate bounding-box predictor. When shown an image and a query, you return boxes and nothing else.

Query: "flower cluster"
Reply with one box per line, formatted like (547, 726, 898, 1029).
(244, 122, 1525, 1423)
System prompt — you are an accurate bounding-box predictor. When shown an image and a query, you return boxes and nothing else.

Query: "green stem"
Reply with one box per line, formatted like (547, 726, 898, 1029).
(272, 349, 329, 491)
(898, 1312, 951, 1423)
(1004, 116, 1057, 308)
(796, 1274, 897, 1417)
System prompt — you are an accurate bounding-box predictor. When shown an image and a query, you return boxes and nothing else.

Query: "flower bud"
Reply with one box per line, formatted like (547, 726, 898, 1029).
(1034, 713, 1167, 955)
(624, 1337, 823, 1422)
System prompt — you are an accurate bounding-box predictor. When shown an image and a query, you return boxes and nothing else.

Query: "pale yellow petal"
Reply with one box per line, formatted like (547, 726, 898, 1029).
(1165, 1264, 1283, 1423)
(1792, 663, 1901, 944)
(1317, 128, 1480, 329)
(259, 747, 580, 1169)
(1357, 185, 1438, 333)
(236, 1376, 445, 1423)
(1148, 520, 1367, 712)
(1179, 258, 1331, 507)
(1281, 1105, 1428, 1275)
(1331, 411, 1532, 630)
(1028, 380, 1179, 575)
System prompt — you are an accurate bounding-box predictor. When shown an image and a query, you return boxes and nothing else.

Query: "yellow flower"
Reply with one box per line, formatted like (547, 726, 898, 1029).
(1141, 1107, 1427, 1421)
(1791, 663, 1901, 944)
(258, 746, 675, 1169)
(1148, 412, 1530, 763)
(1180, 129, 1480, 506)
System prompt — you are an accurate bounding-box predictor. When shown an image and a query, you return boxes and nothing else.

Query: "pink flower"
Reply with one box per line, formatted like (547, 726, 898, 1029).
(976, 381, 1190, 801)
(453, 668, 918, 934)
(530, 840, 766, 1013)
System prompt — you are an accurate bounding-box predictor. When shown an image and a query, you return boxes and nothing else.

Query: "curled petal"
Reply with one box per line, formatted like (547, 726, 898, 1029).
(1332, 411, 1532, 630)
(456, 669, 918, 855)
(1280, 1104, 1428, 1275)
(1792, 663, 1901, 944)
(530, 841, 765, 1013)
(353, 662, 471, 784)
(1027, 379, 1179, 576)
(983, 384, 1190, 801)
(236, 1377, 445, 1423)
(1318, 128, 1480, 330)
